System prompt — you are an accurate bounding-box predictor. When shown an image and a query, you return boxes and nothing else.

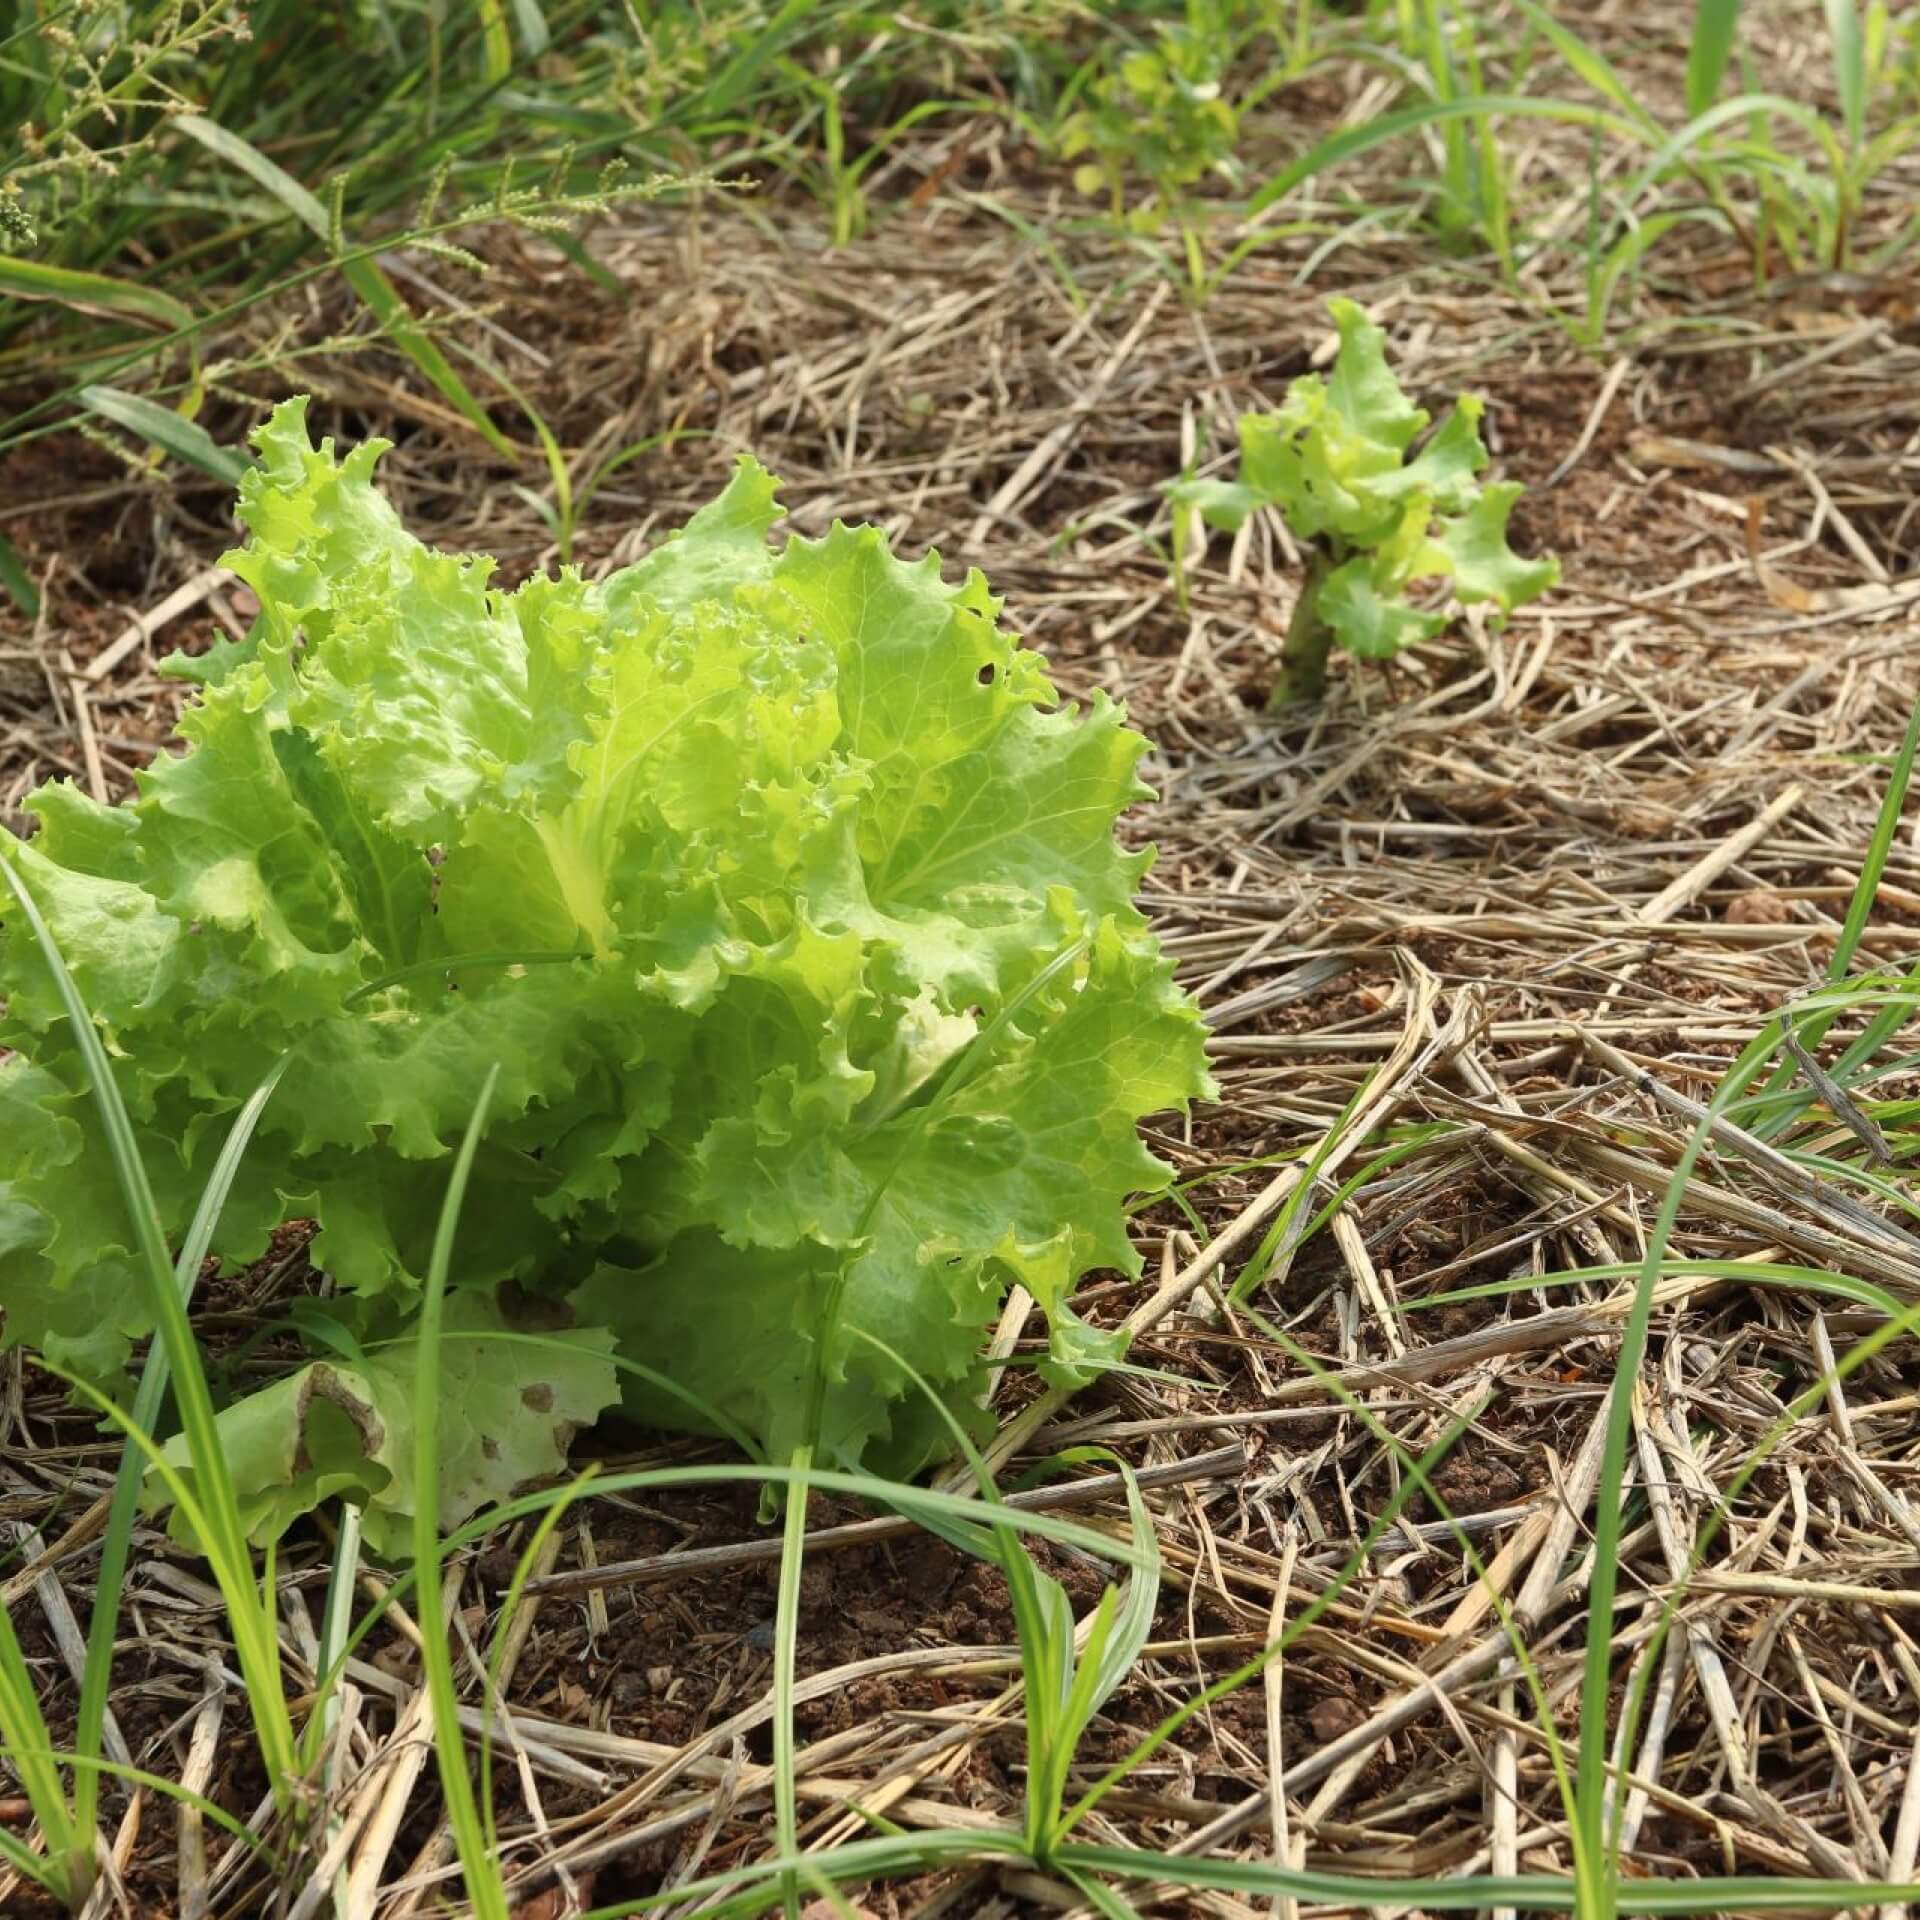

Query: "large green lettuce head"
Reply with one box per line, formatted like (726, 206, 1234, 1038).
(0, 397, 1213, 1545)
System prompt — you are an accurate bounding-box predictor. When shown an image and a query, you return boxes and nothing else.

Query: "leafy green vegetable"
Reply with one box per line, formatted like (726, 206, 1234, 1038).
(1172, 297, 1558, 705)
(0, 398, 1211, 1545)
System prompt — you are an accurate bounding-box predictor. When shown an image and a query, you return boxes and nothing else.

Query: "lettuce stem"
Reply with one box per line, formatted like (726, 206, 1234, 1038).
(1269, 543, 1336, 708)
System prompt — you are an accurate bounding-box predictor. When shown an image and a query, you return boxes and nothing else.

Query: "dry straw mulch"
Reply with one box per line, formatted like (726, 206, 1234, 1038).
(4, 45, 1920, 1916)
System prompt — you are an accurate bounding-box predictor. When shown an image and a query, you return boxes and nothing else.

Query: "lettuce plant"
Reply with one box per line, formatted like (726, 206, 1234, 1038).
(0, 400, 1211, 1549)
(1172, 298, 1558, 707)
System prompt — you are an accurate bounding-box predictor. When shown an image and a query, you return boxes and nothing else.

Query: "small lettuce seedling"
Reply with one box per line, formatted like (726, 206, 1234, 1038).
(1172, 298, 1558, 708)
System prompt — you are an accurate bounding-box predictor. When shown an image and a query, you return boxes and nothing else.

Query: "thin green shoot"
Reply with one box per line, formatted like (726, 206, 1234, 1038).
(567, 1827, 1920, 1918)
(841, 1327, 1158, 1867)
(772, 1436, 811, 1920)
(72, 1059, 290, 1848)
(0, 1746, 270, 1890)
(480, 1469, 598, 1869)
(462, 341, 716, 562)
(0, 851, 302, 1811)
(1583, 699, 1920, 1916)
(167, 113, 517, 459)
(1687, 0, 1743, 116)
(411, 1063, 512, 1920)
(1411, 1254, 1902, 1319)
(1229, 1066, 1385, 1303)
(317, 1495, 363, 1919)
(1056, 1381, 1518, 1843)
(1747, 688, 1920, 1132)
(0, 1597, 90, 1907)
(76, 385, 248, 486)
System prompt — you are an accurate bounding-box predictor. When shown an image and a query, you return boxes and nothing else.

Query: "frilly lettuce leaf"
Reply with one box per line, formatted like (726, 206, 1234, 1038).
(1171, 297, 1556, 668)
(1, 395, 1212, 1544)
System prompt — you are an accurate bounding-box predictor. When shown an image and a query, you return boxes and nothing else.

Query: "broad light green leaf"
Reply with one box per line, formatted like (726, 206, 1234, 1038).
(0, 828, 183, 1040)
(1433, 483, 1561, 611)
(1372, 398, 1488, 513)
(0, 1055, 287, 1385)
(1322, 297, 1426, 456)
(1170, 476, 1262, 530)
(1319, 557, 1450, 659)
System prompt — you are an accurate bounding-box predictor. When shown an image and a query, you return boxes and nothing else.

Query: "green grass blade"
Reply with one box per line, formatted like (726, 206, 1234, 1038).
(540, 228, 622, 298)
(842, 1327, 1096, 1858)
(1607, 1293, 1920, 1895)
(78, 384, 248, 485)
(0, 254, 194, 334)
(0, 1826, 73, 1903)
(475, 0, 512, 84)
(1242, 94, 1642, 222)
(1060, 1863, 1141, 1920)
(480, 1470, 593, 1866)
(1414, 1255, 1902, 1317)
(1082, 1466, 1159, 1711)
(442, 1463, 1158, 1568)
(1511, 0, 1662, 131)
(568, 1827, 1920, 1917)
(1746, 688, 1920, 1132)
(1230, 1069, 1381, 1303)
(1056, 1847, 1920, 1914)
(337, 259, 517, 457)
(168, 112, 331, 238)
(1687, 0, 1742, 113)
(316, 1496, 362, 1919)
(700, 0, 829, 120)
(344, 258, 516, 454)
(1053, 1383, 1529, 1844)
(1608, 92, 1825, 234)
(18, 1748, 273, 1858)
(1583, 207, 1713, 345)
(1575, 1018, 1786, 1917)
(0, 1599, 86, 1905)
(411, 1063, 511, 1920)
(72, 1060, 289, 1844)
(1825, 0, 1867, 152)
(1828, 687, 1919, 982)
(0, 849, 301, 1805)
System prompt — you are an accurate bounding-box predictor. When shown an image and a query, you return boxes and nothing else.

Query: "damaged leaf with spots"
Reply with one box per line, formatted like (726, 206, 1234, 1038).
(153, 1296, 617, 1550)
